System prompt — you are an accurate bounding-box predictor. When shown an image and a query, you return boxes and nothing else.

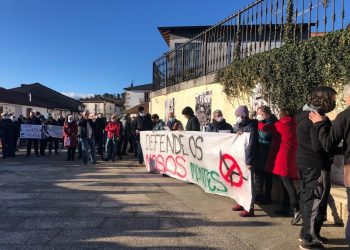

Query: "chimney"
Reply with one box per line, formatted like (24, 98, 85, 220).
(28, 93, 32, 102)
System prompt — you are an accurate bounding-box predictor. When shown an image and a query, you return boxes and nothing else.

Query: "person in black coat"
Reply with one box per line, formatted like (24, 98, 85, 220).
(309, 83, 350, 248)
(46, 113, 59, 155)
(0, 113, 13, 159)
(296, 86, 337, 249)
(205, 109, 233, 133)
(95, 113, 106, 160)
(11, 115, 21, 154)
(182, 106, 200, 131)
(231, 105, 258, 217)
(26, 111, 41, 157)
(78, 111, 97, 165)
(132, 106, 153, 165)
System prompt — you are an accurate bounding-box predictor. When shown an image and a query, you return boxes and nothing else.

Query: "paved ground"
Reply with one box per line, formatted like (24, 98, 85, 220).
(0, 150, 347, 250)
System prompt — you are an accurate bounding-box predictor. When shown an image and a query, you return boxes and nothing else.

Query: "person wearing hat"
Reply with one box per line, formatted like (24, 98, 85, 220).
(46, 113, 59, 155)
(0, 112, 14, 159)
(231, 105, 259, 217)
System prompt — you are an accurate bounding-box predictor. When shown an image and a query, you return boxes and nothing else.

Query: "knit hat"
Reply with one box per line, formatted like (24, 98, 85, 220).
(235, 105, 249, 117)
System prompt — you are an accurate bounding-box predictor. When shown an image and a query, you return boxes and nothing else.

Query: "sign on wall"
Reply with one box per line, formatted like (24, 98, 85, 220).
(140, 131, 252, 211)
(195, 91, 212, 131)
(20, 124, 43, 139)
(164, 98, 175, 120)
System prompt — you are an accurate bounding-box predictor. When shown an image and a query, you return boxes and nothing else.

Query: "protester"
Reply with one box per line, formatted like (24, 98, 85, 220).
(166, 112, 183, 131)
(296, 86, 337, 249)
(39, 115, 48, 156)
(116, 116, 124, 160)
(133, 106, 153, 166)
(0, 112, 13, 159)
(231, 105, 258, 217)
(265, 108, 301, 224)
(63, 115, 78, 161)
(26, 111, 41, 157)
(95, 113, 106, 160)
(57, 114, 65, 149)
(121, 114, 133, 155)
(46, 113, 59, 155)
(309, 83, 350, 248)
(131, 115, 138, 158)
(182, 106, 200, 131)
(205, 109, 233, 133)
(255, 106, 278, 204)
(104, 114, 121, 162)
(78, 111, 97, 165)
(151, 114, 165, 131)
(11, 115, 20, 154)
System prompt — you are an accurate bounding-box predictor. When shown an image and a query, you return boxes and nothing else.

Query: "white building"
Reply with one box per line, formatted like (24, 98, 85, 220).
(123, 83, 152, 111)
(80, 96, 123, 117)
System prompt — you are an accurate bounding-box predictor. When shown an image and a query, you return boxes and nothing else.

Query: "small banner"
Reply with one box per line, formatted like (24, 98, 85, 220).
(47, 125, 64, 138)
(20, 124, 43, 139)
(140, 131, 252, 211)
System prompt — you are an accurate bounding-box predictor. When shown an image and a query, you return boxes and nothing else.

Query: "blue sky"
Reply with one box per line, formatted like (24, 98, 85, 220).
(0, 0, 248, 98)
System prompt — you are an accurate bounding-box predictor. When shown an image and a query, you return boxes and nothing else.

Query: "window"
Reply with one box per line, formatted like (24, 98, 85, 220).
(95, 104, 97, 112)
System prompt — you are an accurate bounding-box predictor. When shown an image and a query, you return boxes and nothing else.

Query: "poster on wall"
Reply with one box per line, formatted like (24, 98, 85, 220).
(164, 98, 175, 120)
(195, 91, 212, 131)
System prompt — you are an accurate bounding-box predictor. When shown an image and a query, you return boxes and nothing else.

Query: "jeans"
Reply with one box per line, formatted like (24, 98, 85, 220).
(136, 140, 143, 164)
(81, 138, 96, 164)
(346, 187, 350, 247)
(105, 138, 118, 160)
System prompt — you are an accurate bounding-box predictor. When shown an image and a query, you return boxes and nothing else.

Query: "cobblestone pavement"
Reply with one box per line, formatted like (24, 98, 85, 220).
(0, 150, 346, 249)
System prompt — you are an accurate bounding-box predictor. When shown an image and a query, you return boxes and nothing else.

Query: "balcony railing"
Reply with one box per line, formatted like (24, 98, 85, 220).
(153, 0, 348, 91)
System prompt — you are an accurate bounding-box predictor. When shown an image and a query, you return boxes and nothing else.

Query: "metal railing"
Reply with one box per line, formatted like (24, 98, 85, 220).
(153, 0, 348, 90)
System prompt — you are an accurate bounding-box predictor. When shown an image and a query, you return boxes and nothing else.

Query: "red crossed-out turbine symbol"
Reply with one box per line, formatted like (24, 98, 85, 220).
(219, 150, 246, 187)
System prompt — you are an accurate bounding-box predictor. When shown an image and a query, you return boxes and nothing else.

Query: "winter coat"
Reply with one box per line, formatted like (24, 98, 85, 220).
(78, 119, 96, 139)
(63, 121, 78, 147)
(233, 118, 259, 166)
(153, 120, 165, 131)
(133, 114, 153, 140)
(167, 118, 183, 131)
(296, 110, 333, 171)
(206, 119, 233, 133)
(266, 116, 299, 179)
(105, 122, 121, 140)
(95, 117, 106, 141)
(185, 115, 200, 131)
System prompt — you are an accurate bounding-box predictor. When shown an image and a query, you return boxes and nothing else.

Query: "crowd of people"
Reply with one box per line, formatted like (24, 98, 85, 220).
(1, 84, 350, 249)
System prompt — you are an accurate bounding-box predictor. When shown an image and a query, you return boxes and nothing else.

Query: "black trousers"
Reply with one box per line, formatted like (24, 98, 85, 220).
(27, 139, 39, 155)
(48, 137, 59, 153)
(67, 147, 76, 160)
(281, 176, 298, 209)
(95, 137, 104, 158)
(299, 167, 330, 241)
(40, 139, 47, 155)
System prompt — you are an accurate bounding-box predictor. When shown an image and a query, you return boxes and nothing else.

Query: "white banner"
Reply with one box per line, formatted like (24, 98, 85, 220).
(47, 125, 64, 138)
(20, 124, 43, 139)
(140, 131, 252, 211)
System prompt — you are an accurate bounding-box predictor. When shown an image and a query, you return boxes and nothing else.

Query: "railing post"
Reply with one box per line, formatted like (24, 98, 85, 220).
(182, 46, 185, 82)
(165, 58, 168, 88)
(203, 33, 208, 76)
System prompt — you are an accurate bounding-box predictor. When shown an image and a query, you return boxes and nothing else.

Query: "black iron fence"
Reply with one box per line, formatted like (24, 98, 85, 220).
(153, 0, 349, 90)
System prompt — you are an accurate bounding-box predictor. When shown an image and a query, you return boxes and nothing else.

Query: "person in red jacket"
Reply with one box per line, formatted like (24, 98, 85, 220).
(104, 114, 121, 162)
(63, 115, 78, 161)
(265, 108, 301, 225)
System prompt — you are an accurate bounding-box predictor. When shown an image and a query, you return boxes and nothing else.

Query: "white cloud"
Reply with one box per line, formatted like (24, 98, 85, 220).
(62, 92, 94, 100)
